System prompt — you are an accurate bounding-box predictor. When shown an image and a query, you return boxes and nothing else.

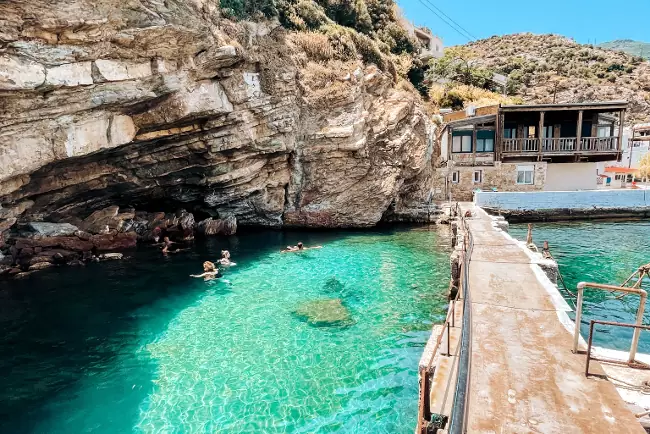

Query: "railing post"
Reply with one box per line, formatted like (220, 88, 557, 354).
(573, 283, 585, 353)
(586, 320, 596, 377)
(538, 111, 545, 160)
(576, 110, 584, 151)
(630, 292, 647, 363)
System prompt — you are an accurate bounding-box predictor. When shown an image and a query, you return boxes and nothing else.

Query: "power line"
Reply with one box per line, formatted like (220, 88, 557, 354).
(415, 0, 476, 42)
(421, 0, 478, 40)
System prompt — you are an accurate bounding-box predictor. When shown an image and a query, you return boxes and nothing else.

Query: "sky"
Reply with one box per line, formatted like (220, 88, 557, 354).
(398, 0, 650, 47)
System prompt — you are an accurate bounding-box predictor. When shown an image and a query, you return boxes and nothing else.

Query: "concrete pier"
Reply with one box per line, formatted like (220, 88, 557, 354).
(464, 206, 645, 433)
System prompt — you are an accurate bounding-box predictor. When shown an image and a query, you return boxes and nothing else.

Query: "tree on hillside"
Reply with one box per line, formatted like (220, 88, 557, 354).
(426, 47, 494, 89)
(638, 153, 650, 182)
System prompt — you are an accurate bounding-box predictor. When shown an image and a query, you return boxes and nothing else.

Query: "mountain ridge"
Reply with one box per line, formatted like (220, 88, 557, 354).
(598, 39, 650, 59)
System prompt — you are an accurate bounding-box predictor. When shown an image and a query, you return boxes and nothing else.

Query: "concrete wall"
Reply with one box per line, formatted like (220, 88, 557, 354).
(475, 189, 650, 211)
(544, 162, 597, 191)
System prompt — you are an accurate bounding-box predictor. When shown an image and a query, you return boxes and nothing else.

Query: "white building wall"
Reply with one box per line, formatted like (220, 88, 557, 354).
(544, 163, 598, 191)
(475, 190, 650, 211)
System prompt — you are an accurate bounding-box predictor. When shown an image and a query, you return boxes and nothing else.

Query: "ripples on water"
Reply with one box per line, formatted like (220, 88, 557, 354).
(510, 220, 650, 353)
(0, 227, 451, 433)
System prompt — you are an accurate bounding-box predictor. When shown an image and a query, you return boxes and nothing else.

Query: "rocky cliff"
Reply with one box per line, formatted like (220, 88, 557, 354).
(0, 0, 436, 239)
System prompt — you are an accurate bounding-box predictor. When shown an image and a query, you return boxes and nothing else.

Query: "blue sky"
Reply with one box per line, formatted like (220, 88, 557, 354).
(398, 0, 650, 47)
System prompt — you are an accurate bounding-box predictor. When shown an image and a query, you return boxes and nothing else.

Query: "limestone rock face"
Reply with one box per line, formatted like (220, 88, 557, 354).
(0, 1, 436, 230)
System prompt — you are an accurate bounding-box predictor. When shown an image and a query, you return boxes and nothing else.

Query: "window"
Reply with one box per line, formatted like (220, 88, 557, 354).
(452, 133, 472, 153)
(503, 127, 517, 139)
(451, 171, 460, 184)
(476, 130, 495, 152)
(597, 126, 610, 137)
(473, 170, 483, 184)
(516, 165, 534, 185)
(524, 126, 537, 138)
(543, 125, 554, 138)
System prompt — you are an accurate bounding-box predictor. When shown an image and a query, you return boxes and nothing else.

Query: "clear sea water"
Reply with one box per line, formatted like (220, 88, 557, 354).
(510, 220, 650, 354)
(0, 227, 451, 433)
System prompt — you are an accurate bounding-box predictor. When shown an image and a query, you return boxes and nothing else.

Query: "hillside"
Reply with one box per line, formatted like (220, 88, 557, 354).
(463, 33, 650, 124)
(599, 40, 650, 59)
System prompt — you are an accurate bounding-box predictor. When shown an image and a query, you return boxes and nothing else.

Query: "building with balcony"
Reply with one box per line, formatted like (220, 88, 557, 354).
(402, 22, 443, 61)
(437, 101, 627, 200)
(621, 122, 650, 169)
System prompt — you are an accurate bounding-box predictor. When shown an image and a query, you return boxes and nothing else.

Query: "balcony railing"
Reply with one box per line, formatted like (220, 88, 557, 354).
(502, 137, 619, 154)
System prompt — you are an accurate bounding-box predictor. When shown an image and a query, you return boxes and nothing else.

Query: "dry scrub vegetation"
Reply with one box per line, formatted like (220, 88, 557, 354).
(219, 0, 428, 108)
(465, 33, 650, 123)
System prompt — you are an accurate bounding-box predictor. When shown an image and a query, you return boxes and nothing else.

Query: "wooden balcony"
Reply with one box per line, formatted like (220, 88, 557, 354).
(502, 137, 620, 155)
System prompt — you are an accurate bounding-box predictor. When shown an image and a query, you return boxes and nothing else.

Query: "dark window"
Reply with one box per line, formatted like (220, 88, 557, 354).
(476, 130, 495, 152)
(452, 132, 472, 153)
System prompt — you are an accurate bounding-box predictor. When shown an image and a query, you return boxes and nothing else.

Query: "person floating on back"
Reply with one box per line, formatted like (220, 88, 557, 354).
(190, 261, 221, 280)
(281, 242, 323, 253)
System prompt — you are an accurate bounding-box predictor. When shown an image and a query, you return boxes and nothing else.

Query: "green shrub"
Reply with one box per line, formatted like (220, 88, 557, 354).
(349, 29, 385, 68)
(321, 23, 358, 60)
(607, 63, 625, 72)
(220, 0, 278, 19)
(317, 0, 373, 34)
(377, 22, 417, 55)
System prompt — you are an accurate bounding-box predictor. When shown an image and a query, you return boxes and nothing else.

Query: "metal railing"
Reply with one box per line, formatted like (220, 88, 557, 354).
(447, 210, 473, 434)
(585, 320, 650, 377)
(573, 282, 648, 363)
(416, 206, 474, 434)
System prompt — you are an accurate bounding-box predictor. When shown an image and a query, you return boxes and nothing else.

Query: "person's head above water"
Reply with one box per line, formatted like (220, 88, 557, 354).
(297, 242, 303, 250)
(203, 261, 216, 272)
(221, 250, 230, 259)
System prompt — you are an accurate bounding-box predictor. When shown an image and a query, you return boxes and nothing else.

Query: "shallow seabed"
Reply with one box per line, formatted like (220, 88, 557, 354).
(0, 226, 451, 433)
(510, 220, 650, 353)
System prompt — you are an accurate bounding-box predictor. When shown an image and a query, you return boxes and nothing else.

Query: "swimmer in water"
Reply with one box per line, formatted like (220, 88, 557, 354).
(281, 242, 323, 253)
(190, 261, 221, 280)
(162, 236, 189, 254)
(218, 250, 236, 267)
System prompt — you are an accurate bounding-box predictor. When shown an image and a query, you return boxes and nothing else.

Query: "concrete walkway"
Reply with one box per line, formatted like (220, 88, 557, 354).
(465, 206, 644, 433)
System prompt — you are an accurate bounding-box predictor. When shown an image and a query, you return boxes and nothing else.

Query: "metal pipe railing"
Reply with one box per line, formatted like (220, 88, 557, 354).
(447, 212, 473, 434)
(573, 282, 647, 363)
(585, 319, 650, 376)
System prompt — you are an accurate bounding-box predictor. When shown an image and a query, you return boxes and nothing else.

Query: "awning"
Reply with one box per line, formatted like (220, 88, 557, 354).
(604, 167, 638, 174)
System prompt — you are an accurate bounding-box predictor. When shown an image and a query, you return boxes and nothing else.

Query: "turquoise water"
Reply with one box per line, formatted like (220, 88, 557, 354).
(0, 227, 451, 433)
(510, 221, 650, 353)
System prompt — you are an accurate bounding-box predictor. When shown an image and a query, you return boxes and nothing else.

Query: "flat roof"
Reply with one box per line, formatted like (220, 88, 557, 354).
(500, 101, 628, 112)
(604, 166, 637, 174)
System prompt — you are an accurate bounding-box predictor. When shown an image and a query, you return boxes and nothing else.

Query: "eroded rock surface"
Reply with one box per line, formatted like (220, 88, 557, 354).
(0, 1, 436, 233)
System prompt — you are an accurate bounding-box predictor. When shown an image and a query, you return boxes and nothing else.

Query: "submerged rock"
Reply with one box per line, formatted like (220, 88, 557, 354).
(293, 298, 352, 327)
